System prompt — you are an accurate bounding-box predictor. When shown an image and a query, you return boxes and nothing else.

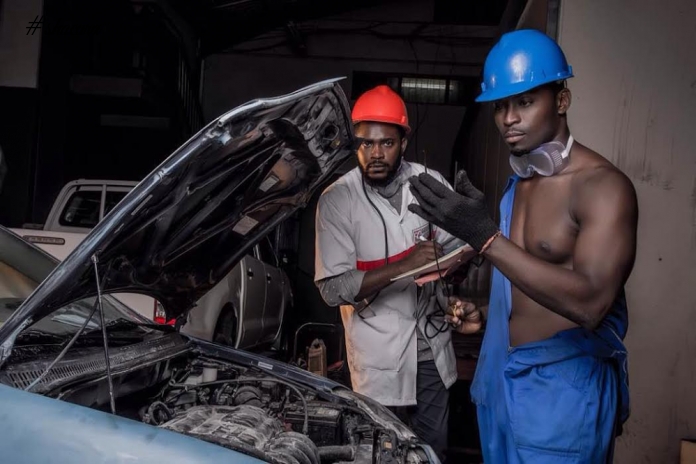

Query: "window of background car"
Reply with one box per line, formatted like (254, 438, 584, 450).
(257, 237, 278, 267)
(59, 190, 101, 228)
(104, 191, 129, 217)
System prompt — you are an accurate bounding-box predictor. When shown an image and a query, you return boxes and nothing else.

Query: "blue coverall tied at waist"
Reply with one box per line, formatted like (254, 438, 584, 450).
(471, 175, 629, 463)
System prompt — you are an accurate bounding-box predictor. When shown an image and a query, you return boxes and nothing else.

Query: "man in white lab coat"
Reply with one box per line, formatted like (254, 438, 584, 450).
(314, 84, 465, 459)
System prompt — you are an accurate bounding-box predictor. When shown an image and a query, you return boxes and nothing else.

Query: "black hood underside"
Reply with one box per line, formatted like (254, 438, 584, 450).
(0, 79, 355, 348)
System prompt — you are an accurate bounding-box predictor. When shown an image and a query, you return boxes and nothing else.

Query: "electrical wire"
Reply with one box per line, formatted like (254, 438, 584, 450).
(358, 166, 451, 340)
(410, 31, 455, 338)
(225, 22, 486, 48)
(352, 69, 451, 338)
(421, 157, 452, 340)
(354, 175, 389, 318)
(407, 77, 438, 342)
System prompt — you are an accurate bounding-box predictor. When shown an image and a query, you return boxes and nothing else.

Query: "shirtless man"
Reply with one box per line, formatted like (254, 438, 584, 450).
(407, 29, 638, 463)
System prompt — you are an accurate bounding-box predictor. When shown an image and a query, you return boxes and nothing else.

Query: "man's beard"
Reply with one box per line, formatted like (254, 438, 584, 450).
(361, 155, 403, 187)
(510, 148, 531, 157)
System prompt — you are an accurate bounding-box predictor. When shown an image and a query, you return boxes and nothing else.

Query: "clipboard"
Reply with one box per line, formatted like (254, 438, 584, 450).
(390, 244, 477, 285)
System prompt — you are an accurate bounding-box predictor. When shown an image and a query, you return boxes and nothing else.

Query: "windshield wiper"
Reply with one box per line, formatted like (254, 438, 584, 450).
(80, 318, 174, 338)
(15, 329, 70, 345)
(15, 318, 168, 346)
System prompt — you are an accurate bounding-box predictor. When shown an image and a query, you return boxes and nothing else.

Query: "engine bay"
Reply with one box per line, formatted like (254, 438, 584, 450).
(142, 357, 375, 463)
(22, 344, 429, 464)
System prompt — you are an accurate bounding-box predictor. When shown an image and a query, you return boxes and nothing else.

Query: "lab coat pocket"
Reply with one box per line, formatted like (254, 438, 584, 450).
(350, 311, 400, 371)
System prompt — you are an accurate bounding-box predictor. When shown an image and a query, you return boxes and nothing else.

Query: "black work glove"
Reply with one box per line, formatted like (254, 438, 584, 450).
(408, 170, 499, 252)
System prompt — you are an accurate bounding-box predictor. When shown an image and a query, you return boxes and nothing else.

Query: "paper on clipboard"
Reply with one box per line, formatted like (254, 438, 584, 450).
(391, 244, 477, 285)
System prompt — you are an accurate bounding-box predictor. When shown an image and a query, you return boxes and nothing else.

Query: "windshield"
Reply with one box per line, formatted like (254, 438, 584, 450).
(0, 281, 148, 339)
(1, 295, 138, 337)
(0, 230, 148, 338)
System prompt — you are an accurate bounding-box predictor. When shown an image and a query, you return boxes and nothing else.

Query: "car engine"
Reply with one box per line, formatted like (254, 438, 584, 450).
(2, 334, 430, 463)
(139, 356, 423, 464)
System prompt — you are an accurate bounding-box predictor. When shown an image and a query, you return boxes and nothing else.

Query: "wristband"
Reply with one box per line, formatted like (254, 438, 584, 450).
(479, 230, 502, 255)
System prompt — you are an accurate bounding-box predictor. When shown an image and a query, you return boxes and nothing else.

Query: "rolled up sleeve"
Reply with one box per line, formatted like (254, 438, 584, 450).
(316, 269, 366, 307)
(314, 187, 357, 282)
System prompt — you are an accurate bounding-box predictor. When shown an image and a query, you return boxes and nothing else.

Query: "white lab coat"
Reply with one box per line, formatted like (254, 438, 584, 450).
(314, 161, 462, 406)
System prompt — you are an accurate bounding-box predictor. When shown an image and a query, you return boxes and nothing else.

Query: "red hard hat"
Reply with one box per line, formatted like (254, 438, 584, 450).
(351, 85, 410, 133)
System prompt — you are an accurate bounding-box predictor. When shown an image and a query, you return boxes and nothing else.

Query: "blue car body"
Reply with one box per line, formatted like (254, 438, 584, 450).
(0, 383, 264, 463)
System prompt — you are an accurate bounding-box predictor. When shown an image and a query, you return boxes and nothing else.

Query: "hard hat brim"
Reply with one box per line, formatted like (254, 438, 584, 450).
(352, 118, 411, 134)
(476, 72, 574, 103)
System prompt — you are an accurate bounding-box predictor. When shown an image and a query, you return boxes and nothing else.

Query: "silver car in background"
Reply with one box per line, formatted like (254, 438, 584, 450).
(10, 180, 293, 352)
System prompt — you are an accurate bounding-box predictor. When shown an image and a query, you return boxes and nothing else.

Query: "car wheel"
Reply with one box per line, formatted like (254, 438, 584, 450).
(213, 304, 238, 347)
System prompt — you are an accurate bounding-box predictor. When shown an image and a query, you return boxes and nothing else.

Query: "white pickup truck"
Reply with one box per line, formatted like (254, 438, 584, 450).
(10, 179, 293, 350)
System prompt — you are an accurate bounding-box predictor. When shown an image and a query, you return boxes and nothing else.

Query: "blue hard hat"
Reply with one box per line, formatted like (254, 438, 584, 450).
(476, 29, 573, 103)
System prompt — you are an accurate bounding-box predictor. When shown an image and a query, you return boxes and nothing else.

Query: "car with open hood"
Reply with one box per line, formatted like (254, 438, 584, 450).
(0, 79, 441, 464)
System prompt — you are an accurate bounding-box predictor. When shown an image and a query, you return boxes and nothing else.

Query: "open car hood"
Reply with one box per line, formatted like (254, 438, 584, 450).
(0, 78, 355, 349)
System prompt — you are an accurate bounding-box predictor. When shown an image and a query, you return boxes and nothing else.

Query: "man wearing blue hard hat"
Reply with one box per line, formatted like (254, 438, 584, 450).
(408, 29, 638, 462)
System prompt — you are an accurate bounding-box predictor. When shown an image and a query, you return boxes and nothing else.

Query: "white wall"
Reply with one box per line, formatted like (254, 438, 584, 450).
(558, 1, 696, 462)
(0, 0, 43, 88)
(202, 0, 488, 177)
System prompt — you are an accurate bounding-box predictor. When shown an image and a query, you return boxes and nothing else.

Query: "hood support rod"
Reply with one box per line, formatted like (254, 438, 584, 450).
(93, 254, 116, 415)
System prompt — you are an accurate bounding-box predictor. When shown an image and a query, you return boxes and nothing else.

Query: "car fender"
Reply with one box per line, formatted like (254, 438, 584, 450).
(0, 384, 263, 463)
(181, 261, 242, 342)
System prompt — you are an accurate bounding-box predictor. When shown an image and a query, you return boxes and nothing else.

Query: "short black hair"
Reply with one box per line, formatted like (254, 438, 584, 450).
(353, 121, 407, 140)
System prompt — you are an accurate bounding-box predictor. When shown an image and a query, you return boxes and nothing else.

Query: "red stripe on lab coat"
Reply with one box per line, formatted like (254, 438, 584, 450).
(356, 245, 415, 271)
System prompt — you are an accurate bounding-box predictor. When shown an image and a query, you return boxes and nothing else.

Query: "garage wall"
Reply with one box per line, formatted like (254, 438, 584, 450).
(0, 0, 43, 226)
(557, 1, 696, 462)
(0, 0, 43, 88)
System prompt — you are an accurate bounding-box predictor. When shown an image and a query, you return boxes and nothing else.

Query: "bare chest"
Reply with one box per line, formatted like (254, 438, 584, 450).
(509, 178, 578, 264)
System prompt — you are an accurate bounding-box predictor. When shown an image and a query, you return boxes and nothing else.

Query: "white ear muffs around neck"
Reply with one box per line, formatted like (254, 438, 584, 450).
(509, 135, 574, 178)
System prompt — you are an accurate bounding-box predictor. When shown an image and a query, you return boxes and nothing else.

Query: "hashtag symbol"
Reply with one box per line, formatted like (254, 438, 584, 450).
(26, 15, 42, 35)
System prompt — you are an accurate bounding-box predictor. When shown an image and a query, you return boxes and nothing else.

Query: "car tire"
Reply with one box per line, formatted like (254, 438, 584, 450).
(213, 304, 238, 347)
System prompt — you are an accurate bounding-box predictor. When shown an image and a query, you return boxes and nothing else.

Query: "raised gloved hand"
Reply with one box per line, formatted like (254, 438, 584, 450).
(408, 170, 499, 252)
